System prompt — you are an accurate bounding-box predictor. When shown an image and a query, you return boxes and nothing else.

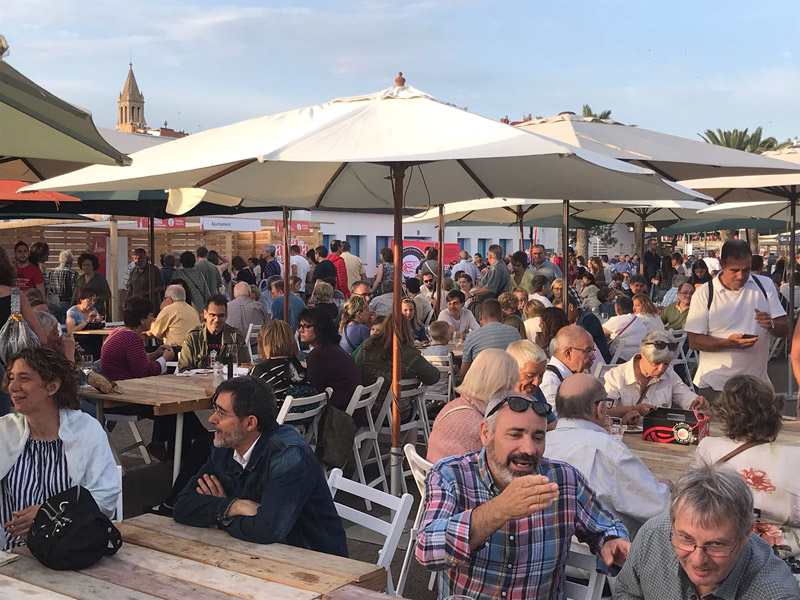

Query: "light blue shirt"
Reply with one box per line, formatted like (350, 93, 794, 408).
(543, 418, 670, 538)
(461, 321, 521, 363)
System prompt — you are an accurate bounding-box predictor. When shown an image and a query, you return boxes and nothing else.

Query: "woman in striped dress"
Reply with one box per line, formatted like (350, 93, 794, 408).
(0, 347, 119, 550)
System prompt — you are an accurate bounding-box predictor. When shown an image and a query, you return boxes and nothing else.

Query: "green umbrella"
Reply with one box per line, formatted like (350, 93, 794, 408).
(659, 217, 785, 236)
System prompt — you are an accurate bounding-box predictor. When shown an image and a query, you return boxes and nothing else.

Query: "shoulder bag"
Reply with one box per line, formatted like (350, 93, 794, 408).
(0, 287, 40, 364)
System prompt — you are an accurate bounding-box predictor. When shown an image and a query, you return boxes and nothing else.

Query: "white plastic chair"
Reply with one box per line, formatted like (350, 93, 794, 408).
(423, 354, 454, 403)
(327, 468, 414, 595)
(594, 342, 623, 380)
(276, 387, 331, 449)
(344, 377, 387, 510)
(379, 378, 431, 448)
(245, 323, 260, 363)
(113, 465, 124, 523)
(565, 539, 607, 600)
(670, 329, 694, 389)
(396, 444, 435, 597)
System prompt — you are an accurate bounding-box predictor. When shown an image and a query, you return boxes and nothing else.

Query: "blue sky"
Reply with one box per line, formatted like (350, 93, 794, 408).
(3, 0, 798, 142)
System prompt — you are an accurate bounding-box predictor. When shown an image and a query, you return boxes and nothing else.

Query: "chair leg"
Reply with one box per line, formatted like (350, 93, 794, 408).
(353, 440, 373, 512)
(372, 438, 389, 493)
(128, 421, 152, 465)
(395, 525, 418, 597)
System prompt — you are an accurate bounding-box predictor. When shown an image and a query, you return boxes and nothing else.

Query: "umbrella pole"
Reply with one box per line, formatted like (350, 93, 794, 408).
(436, 205, 444, 317)
(148, 215, 155, 312)
(519, 216, 524, 252)
(788, 195, 797, 396)
(390, 164, 407, 497)
(562, 199, 569, 309)
(529, 226, 534, 255)
(282, 207, 290, 322)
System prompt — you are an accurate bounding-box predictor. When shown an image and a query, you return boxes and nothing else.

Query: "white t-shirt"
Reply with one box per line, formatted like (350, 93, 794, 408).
(524, 316, 541, 340)
(604, 314, 648, 362)
(290, 255, 309, 292)
(704, 256, 721, 273)
(779, 283, 800, 306)
(684, 274, 785, 391)
(528, 293, 552, 307)
(439, 308, 479, 334)
(637, 313, 665, 334)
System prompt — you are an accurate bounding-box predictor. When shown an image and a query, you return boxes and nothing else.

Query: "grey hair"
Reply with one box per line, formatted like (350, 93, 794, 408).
(640, 330, 677, 364)
(487, 244, 503, 260)
(34, 310, 59, 334)
(312, 280, 334, 303)
(671, 274, 688, 288)
(459, 250, 469, 260)
(164, 284, 186, 302)
(553, 324, 591, 356)
(670, 463, 755, 541)
(233, 281, 251, 298)
(264, 244, 277, 257)
(455, 348, 519, 403)
(58, 250, 73, 265)
(484, 389, 532, 432)
(506, 339, 547, 368)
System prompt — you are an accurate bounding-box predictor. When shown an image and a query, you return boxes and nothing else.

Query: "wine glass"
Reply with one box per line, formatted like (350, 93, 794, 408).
(80, 354, 94, 377)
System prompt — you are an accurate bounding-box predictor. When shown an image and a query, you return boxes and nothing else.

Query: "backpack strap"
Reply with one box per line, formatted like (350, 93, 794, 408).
(545, 364, 564, 382)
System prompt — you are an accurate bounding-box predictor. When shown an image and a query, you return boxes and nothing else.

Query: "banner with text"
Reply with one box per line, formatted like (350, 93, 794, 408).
(200, 217, 261, 232)
(136, 217, 186, 229)
(392, 240, 460, 280)
(275, 220, 310, 233)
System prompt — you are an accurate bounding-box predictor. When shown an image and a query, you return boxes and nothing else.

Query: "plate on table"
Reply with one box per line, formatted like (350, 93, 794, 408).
(624, 425, 643, 433)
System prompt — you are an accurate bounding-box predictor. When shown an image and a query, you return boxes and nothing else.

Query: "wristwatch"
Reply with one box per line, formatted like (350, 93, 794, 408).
(768, 318, 775, 330)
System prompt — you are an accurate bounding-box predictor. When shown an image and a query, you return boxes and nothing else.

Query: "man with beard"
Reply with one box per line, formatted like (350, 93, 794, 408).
(415, 389, 630, 599)
(173, 376, 348, 555)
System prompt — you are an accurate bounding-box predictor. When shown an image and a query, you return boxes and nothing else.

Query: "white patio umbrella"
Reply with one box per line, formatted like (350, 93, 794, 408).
(25, 76, 707, 494)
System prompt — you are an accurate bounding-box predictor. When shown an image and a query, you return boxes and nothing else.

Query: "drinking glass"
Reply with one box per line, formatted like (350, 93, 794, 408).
(80, 354, 94, 377)
(600, 311, 609, 323)
(610, 417, 624, 440)
(453, 331, 462, 347)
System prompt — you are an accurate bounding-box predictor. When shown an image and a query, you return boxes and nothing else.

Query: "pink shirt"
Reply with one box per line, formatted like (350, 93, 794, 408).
(427, 396, 487, 464)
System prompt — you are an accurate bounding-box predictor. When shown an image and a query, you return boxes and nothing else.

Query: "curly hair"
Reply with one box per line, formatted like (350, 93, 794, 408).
(498, 292, 518, 314)
(539, 307, 570, 348)
(3, 347, 80, 410)
(77, 252, 100, 271)
(716, 375, 783, 442)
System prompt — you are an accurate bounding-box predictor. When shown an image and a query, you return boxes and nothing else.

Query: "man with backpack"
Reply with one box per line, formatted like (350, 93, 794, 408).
(684, 240, 789, 405)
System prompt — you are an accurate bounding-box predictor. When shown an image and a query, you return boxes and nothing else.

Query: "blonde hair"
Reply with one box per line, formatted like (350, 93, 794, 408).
(455, 348, 519, 402)
(249, 284, 261, 301)
(633, 293, 659, 317)
(257, 320, 298, 359)
(312, 280, 334, 303)
(340, 295, 368, 332)
(523, 299, 545, 319)
(428, 320, 450, 343)
(401, 298, 422, 328)
(503, 314, 526, 339)
(498, 292, 518, 313)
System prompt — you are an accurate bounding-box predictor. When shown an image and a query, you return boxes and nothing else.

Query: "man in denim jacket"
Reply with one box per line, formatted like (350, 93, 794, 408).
(173, 376, 348, 556)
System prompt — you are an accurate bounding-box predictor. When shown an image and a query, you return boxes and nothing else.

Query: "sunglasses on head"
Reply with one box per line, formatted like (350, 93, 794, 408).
(486, 395, 552, 419)
(645, 341, 679, 351)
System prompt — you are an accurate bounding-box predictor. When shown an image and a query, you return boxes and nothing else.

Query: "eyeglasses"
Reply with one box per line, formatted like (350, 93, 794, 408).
(595, 397, 614, 408)
(645, 341, 679, 351)
(206, 313, 226, 320)
(422, 279, 433, 284)
(567, 347, 595, 356)
(670, 531, 738, 557)
(677, 291, 693, 296)
(298, 323, 314, 330)
(211, 400, 235, 419)
(485, 395, 552, 419)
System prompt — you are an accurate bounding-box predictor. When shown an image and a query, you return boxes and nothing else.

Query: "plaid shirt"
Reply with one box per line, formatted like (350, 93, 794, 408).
(48, 265, 78, 302)
(660, 286, 679, 307)
(415, 449, 628, 600)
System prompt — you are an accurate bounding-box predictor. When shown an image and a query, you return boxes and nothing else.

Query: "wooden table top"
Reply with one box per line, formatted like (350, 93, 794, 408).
(80, 373, 214, 416)
(0, 514, 385, 600)
(73, 327, 117, 336)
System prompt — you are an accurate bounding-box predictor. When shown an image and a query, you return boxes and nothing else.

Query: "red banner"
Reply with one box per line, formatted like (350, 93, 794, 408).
(275, 220, 310, 233)
(136, 217, 186, 229)
(91, 235, 107, 277)
(392, 240, 460, 280)
(275, 238, 310, 262)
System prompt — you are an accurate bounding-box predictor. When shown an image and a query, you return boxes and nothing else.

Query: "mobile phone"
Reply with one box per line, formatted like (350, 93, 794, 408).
(741, 334, 758, 339)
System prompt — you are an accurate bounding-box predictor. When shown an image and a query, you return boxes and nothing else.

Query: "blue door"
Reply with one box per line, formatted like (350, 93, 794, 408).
(346, 235, 362, 258)
(322, 234, 333, 250)
(457, 238, 470, 253)
(376, 236, 390, 262)
(477, 238, 489, 258)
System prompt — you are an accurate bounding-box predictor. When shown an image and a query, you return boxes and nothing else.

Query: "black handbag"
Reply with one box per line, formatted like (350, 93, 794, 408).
(315, 405, 357, 469)
(27, 485, 122, 570)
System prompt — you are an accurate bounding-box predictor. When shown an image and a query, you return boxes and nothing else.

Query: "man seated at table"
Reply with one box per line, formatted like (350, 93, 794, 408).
(148, 284, 201, 352)
(554, 291, 612, 363)
(460, 299, 521, 377)
(604, 330, 707, 425)
(539, 325, 595, 408)
(179, 295, 249, 371)
(173, 376, 348, 556)
(544, 373, 670, 538)
(415, 389, 630, 599)
(615, 463, 799, 599)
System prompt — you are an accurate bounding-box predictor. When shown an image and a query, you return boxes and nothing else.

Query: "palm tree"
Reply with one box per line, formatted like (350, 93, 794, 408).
(582, 104, 612, 120)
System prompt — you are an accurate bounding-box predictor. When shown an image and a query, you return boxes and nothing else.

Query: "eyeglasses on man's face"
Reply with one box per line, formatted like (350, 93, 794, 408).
(670, 531, 738, 557)
(567, 346, 595, 356)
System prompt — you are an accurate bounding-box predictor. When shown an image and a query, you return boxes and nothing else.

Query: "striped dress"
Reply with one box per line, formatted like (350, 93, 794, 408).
(1, 438, 70, 550)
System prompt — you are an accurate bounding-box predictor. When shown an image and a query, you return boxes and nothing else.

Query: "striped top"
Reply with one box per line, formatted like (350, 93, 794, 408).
(1, 438, 70, 550)
(100, 328, 164, 381)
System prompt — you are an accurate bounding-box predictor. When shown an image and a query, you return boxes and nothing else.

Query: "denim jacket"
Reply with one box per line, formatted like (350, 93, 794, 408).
(173, 421, 348, 557)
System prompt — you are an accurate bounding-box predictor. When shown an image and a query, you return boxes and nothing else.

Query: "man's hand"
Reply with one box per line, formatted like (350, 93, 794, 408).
(727, 333, 758, 349)
(497, 475, 559, 521)
(754, 309, 774, 331)
(196, 474, 227, 498)
(161, 346, 175, 361)
(204, 384, 217, 397)
(4, 504, 41, 539)
(225, 499, 260, 518)
(600, 537, 630, 567)
(622, 410, 642, 425)
(690, 396, 709, 411)
(634, 403, 656, 416)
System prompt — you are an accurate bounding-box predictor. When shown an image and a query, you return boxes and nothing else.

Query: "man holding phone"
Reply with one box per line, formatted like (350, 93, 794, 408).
(685, 240, 789, 405)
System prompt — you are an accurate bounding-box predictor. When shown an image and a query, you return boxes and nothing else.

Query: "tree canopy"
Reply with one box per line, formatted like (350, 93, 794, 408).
(699, 126, 791, 154)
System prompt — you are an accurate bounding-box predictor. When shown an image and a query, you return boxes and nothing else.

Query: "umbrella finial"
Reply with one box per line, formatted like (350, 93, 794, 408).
(395, 71, 406, 87)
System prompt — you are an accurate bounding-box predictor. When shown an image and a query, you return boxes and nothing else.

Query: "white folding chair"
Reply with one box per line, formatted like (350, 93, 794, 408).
(594, 343, 623, 380)
(396, 444, 435, 597)
(276, 388, 331, 449)
(245, 323, 260, 363)
(565, 539, 607, 600)
(669, 329, 694, 389)
(423, 354, 454, 404)
(344, 377, 387, 510)
(113, 465, 124, 523)
(327, 468, 414, 595)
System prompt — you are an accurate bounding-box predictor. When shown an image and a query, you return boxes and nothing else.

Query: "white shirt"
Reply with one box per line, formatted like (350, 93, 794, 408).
(684, 274, 785, 391)
(540, 356, 573, 408)
(233, 435, 262, 468)
(637, 313, 665, 334)
(524, 316, 541, 340)
(704, 256, 721, 273)
(604, 314, 648, 362)
(290, 255, 309, 292)
(544, 418, 670, 538)
(604, 355, 697, 409)
(439, 307, 479, 334)
(452, 259, 481, 284)
(528, 292, 552, 307)
(779, 282, 800, 306)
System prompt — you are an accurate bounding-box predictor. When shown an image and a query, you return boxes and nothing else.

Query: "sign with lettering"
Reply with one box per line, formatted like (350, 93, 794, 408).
(136, 217, 186, 229)
(200, 218, 261, 232)
(275, 220, 310, 233)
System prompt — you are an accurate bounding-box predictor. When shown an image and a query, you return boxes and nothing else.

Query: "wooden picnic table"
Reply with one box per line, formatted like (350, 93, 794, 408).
(0, 514, 385, 599)
(81, 373, 214, 482)
(72, 327, 118, 337)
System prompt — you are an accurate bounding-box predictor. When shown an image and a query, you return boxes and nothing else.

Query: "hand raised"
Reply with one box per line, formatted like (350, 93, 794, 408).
(498, 474, 559, 521)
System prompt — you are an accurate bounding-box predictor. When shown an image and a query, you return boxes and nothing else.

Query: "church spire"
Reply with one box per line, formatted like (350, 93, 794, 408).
(117, 62, 146, 132)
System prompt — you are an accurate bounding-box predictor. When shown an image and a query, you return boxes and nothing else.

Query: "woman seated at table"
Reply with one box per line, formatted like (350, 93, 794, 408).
(632, 293, 665, 333)
(695, 375, 800, 576)
(66, 289, 104, 335)
(456, 273, 476, 309)
(604, 330, 707, 424)
(661, 282, 694, 330)
(339, 296, 371, 355)
(602, 295, 647, 362)
(251, 320, 311, 405)
(549, 278, 565, 303)
(401, 298, 429, 342)
(297, 308, 365, 425)
(427, 348, 519, 463)
(0, 347, 120, 550)
(73, 252, 111, 316)
(579, 272, 601, 310)
(354, 314, 440, 423)
(311, 281, 339, 324)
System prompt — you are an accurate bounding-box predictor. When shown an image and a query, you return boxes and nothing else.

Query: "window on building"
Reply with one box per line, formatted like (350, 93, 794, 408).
(345, 235, 363, 258)
(499, 239, 512, 256)
(322, 234, 333, 249)
(477, 238, 490, 258)
(457, 238, 470, 253)
(376, 236, 390, 263)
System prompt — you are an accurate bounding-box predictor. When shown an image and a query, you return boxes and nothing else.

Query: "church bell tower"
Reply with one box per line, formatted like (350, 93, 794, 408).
(116, 63, 146, 132)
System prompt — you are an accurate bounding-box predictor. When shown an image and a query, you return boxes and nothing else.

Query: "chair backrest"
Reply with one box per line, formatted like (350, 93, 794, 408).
(374, 377, 422, 430)
(245, 323, 260, 363)
(424, 354, 453, 400)
(327, 468, 414, 594)
(595, 342, 624, 380)
(403, 443, 432, 496)
(344, 377, 384, 418)
(276, 388, 331, 425)
(564, 540, 607, 600)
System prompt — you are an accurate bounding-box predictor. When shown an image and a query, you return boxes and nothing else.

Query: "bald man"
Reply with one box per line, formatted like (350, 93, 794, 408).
(544, 373, 670, 538)
(227, 281, 268, 337)
(539, 325, 595, 408)
(148, 284, 201, 349)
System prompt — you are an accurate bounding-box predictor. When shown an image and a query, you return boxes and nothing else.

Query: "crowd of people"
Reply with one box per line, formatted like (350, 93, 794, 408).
(1, 234, 800, 599)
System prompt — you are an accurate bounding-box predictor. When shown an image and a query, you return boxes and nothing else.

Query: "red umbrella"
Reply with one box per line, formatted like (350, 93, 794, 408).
(0, 180, 80, 205)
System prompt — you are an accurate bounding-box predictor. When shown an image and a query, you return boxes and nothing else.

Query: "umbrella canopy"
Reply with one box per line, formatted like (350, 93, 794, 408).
(515, 113, 800, 180)
(0, 60, 130, 174)
(697, 201, 793, 220)
(659, 217, 786, 236)
(0, 180, 81, 204)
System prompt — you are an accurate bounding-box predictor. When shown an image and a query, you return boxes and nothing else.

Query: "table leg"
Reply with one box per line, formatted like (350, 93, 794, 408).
(172, 413, 184, 484)
(96, 399, 105, 426)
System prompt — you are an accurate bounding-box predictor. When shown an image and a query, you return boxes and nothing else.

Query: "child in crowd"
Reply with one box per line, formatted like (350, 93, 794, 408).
(422, 321, 455, 399)
(370, 315, 386, 337)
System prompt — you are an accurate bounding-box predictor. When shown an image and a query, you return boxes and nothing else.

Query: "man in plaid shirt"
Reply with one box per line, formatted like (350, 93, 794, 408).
(49, 250, 78, 321)
(415, 390, 629, 599)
